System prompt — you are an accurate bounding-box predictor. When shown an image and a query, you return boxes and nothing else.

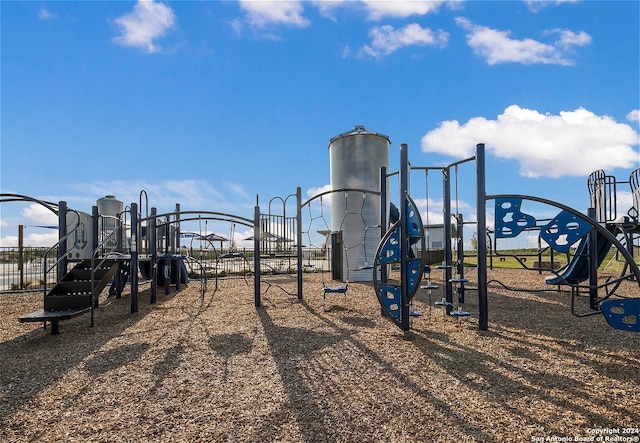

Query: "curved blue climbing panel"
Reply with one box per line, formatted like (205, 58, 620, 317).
(377, 223, 400, 265)
(540, 210, 593, 253)
(374, 195, 425, 328)
(495, 197, 536, 238)
(600, 299, 640, 332)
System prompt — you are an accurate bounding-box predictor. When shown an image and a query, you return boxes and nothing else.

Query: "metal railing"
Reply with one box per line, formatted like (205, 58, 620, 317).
(42, 227, 83, 296)
(0, 247, 53, 292)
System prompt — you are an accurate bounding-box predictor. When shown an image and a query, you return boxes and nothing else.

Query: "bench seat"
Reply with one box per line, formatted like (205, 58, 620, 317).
(19, 308, 91, 334)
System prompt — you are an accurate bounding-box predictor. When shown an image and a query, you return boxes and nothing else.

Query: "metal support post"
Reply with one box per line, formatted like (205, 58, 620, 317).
(91, 206, 99, 254)
(58, 201, 68, 283)
(476, 143, 488, 330)
(380, 166, 388, 318)
(18, 225, 24, 290)
(254, 202, 261, 307)
(150, 207, 158, 304)
(296, 187, 303, 299)
(92, 206, 100, 309)
(443, 168, 453, 310)
(130, 202, 139, 314)
(175, 203, 181, 291)
(399, 143, 410, 331)
(587, 207, 598, 310)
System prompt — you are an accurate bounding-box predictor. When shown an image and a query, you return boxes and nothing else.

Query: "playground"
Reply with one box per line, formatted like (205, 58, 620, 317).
(1, 268, 639, 442)
(1, 129, 639, 441)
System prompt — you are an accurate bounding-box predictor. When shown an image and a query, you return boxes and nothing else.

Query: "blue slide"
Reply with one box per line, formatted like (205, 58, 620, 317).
(545, 229, 613, 286)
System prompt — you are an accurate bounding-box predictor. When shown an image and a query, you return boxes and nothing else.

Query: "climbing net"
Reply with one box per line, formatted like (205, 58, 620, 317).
(301, 189, 381, 282)
(178, 216, 254, 295)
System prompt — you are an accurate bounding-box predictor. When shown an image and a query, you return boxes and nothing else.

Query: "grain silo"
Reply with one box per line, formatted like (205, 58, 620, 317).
(328, 125, 390, 282)
(97, 195, 124, 251)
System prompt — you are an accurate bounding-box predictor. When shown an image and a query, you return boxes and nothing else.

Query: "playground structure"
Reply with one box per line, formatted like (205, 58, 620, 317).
(488, 167, 640, 331)
(373, 143, 480, 331)
(3, 134, 640, 334)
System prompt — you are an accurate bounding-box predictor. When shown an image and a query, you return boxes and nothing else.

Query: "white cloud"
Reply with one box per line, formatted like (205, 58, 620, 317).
(0, 181, 258, 247)
(224, 182, 250, 200)
(238, 0, 310, 28)
(627, 110, 640, 125)
(311, 0, 348, 21)
(525, 0, 578, 13)
(38, 7, 56, 20)
(0, 204, 58, 247)
(414, 197, 445, 225)
(72, 179, 242, 216)
(358, 23, 448, 58)
(455, 17, 591, 65)
(0, 231, 59, 248)
(616, 191, 634, 214)
(360, 0, 447, 20)
(421, 105, 640, 178)
(306, 184, 332, 200)
(113, 0, 176, 53)
(549, 29, 592, 50)
(237, 1, 454, 31)
(22, 204, 58, 226)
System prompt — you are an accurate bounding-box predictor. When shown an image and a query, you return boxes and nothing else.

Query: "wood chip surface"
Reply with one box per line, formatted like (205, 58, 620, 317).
(1, 269, 639, 442)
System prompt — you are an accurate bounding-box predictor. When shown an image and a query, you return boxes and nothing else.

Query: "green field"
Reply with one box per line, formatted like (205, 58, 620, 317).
(461, 248, 639, 272)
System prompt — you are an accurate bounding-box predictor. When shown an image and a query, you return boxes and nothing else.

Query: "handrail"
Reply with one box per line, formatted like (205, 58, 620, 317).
(89, 220, 124, 326)
(99, 214, 124, 254)
(42, 209, 82, 296)
(91, 221, 124, 298)
(42, 230, 75, 296)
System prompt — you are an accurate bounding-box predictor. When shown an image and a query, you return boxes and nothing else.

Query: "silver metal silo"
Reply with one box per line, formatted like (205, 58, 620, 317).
(97, 195, 123, 218)
(328, 125, 390, 282)
(97, 195, 123, 251)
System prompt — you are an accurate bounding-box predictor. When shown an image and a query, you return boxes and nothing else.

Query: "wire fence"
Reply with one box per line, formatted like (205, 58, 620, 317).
(0, 247, 56, 292)
(0, 246, 331, 292)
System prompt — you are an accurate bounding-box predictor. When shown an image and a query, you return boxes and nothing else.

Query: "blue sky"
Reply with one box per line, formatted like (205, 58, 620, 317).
(1, 0, 639, 247)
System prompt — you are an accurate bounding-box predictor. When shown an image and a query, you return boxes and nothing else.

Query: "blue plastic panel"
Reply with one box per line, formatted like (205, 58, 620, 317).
(378, 284, 401, 324)
(406, 257, 422, 298)
(378, 224, 401, 264)
(540, 210, 592, 253)
(600, 299, 640, 332)
(373, 195, 426, 330)
(405, 196, 423, 238)
(495, 197, 536, 238)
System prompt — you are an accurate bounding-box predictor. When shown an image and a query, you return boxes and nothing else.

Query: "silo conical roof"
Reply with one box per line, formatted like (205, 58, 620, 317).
(328, 125, 391, 147)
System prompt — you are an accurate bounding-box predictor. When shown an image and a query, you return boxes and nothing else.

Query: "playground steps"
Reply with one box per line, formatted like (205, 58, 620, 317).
(19, 259, 121, 334)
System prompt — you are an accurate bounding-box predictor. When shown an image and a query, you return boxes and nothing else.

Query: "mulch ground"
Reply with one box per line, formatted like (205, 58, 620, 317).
(1, 269, 639, 442)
